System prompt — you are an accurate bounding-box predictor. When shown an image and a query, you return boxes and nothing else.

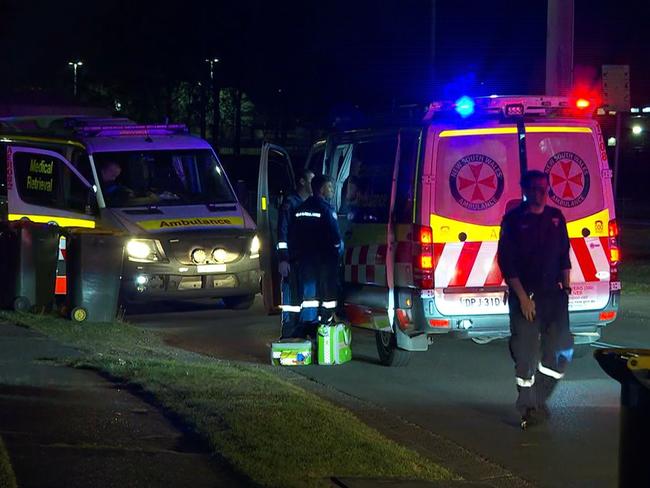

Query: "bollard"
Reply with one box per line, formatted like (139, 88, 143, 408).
(594, 348, 650, 488)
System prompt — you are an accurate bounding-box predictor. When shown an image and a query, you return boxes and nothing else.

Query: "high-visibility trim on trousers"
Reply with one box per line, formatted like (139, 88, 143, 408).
(277, 241, 288, 250)
(322, 300, 337, 309)
(516, 376, 535, 387)
(301, 300, 320, 308)
(280, 305, 301, 313)
(538, 362, 564, 379)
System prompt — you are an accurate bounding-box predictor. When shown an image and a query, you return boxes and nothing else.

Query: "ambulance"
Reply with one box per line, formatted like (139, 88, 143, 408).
(0, 115, 260, 309)
(257, 96, 620, 365)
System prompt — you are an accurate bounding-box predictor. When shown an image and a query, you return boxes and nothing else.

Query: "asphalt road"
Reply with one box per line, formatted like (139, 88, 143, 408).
(128, 294, 650, 488)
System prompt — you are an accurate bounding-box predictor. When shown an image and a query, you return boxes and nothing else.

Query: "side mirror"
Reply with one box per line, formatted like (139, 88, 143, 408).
(85, 187, 100, 216)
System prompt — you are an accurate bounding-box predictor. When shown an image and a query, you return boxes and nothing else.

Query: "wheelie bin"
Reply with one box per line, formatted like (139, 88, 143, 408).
(594, 348, 650, 488)
(0, 220, 59, 312)
(64, 229, 124, 322)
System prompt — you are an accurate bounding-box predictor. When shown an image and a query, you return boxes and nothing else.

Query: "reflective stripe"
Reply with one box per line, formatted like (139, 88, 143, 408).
(296, 211, 321, 218)
(301, 300, 320, 308)
(277, 242, 288, 250)
(538, 363, 564, 380)
(322, 301, 337, 309)
(280, 305, 301, 313)
(516, 376, 535, 387)
(8, 213, 95, 228)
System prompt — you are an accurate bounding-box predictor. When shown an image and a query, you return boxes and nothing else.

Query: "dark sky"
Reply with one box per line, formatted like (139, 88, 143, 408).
(0, 0, 648, 121)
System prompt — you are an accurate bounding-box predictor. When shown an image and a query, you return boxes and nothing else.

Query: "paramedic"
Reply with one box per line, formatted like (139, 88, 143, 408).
(100, 160, 132, 205)
(289, 174, 343, 338)
(277, 169, 314, 338)
(497, 170, 573, 428)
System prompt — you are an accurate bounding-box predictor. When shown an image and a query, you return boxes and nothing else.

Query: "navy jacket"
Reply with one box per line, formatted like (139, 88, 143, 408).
(289, 195, 343, 263)
(277, 192, 303, 262)
(497, 203, 571, 295)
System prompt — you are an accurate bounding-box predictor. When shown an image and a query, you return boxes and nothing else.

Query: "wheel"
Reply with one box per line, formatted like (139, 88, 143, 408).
(71, 307, 88, 322)
(375, 330, 412, 367)
(13, 296, 30, 312)
(222, 294, 256, 310)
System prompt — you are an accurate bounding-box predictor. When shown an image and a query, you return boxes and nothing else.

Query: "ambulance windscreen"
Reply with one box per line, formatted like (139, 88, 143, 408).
(434, 131, 521, 226)
(524, 128, 604, 221)
(94, 149, 235, 208)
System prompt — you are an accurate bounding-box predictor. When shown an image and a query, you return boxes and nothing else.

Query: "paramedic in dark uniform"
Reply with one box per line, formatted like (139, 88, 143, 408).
(277, 169, 314, 338)
(497, 170, 573, 428)
(289, 175, 343, 338)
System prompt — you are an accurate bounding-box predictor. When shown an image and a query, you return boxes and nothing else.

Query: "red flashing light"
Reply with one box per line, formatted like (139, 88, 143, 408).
(421, 255, 433, 269)
(576, 98, 590, 109)
(420, 227, 433, 244)
(608, 220, 619, 238)
(413, 225, 435, 289)
(608, 220, 620, 264)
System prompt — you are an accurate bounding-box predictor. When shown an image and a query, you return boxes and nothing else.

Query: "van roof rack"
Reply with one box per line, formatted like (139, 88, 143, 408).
(424, 95, 594, 121)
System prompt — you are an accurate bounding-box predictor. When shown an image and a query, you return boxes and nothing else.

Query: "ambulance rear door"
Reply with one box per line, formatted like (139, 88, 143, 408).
(430, 125, 522, 316)
(257, 143, 295, 314)
(524, 121, 614, 312)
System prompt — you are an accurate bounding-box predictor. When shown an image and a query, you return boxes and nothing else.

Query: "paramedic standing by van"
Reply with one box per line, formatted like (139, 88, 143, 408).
(289, 175, 343, 338)
(277, 169, 314, 338)
(497, 170, 574, 428)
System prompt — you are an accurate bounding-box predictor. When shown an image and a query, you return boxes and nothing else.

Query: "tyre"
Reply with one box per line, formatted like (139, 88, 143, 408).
(223, 294, 256, 310)
(375, 330, 412, 367)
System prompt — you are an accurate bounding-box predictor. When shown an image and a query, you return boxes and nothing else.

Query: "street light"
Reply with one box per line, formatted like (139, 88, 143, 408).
(632, 125, 643, 135)
(205, 57, 220, 80)
(68, 60, 83, 97)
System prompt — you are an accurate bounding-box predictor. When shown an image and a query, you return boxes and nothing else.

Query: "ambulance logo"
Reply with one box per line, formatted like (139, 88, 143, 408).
(545, 151, 590, 208)
(449, 154, 504, 211)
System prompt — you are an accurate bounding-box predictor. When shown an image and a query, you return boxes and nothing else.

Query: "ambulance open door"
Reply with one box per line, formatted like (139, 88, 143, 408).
(257, 143, 295, 314)
(6, 146, 96, 228)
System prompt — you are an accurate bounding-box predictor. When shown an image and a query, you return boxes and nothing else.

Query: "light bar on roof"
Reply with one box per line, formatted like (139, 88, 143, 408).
(75, 124, 188, 137)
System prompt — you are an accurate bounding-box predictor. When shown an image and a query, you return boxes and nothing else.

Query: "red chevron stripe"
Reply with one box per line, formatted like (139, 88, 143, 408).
(447, 242, 481, 287)
(571, 238, 598, 282)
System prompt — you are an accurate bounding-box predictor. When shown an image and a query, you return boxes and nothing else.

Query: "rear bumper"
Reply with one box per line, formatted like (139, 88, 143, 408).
(417, 290, 620, 340)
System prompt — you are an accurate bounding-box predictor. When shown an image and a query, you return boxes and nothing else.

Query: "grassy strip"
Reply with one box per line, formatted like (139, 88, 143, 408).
(0, 312, 453, 487)
(619, 260, 650, 295)
(0, 436, 17, 488)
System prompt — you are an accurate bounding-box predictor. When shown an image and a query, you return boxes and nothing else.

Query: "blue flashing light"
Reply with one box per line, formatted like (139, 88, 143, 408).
(455, 96, 475, 118)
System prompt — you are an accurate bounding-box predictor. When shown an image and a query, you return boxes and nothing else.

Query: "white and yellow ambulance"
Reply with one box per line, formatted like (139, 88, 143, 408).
(0, 116, 260, 309)
(258, 96, 620, 365)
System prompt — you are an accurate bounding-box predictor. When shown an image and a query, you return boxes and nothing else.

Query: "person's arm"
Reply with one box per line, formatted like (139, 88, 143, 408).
(498, 215, 536, 321)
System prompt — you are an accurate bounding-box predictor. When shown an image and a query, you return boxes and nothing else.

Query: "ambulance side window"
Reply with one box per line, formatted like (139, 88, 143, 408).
(345, 137, 398, 224)
(13, 152, 88, 213)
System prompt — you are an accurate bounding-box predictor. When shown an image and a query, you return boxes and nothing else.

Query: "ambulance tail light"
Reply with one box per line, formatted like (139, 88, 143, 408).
(414, 225, 434, 289)
(608, 220, 620, 264)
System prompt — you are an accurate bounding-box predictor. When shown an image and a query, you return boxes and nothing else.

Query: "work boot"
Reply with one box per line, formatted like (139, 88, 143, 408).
(520, 407, 546, 430)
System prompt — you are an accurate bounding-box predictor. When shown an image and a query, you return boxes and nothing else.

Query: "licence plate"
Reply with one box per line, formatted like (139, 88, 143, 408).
(197, 264, 226, 273)
(459, 295, 506, 309)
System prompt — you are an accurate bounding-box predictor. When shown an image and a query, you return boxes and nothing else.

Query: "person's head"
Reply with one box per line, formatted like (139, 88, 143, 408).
(311, 174, 334, 201)
(521, 170, 549, 208)
(101, 161, 122, 183)
(296, 169, 315, 195)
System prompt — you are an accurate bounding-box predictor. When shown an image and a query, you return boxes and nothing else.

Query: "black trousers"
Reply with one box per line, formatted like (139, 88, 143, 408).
(509, 289, 574, 415)
(294, 255, 339, 338)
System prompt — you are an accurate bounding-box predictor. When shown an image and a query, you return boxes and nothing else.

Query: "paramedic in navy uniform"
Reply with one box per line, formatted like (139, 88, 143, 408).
(497, 170, 574, 429)
(288, 175, 343, 339)
(276, 169, 314, 338)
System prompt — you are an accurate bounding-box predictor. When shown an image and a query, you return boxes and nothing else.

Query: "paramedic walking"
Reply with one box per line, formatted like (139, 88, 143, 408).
(277, 169, 314, 339)
(289, 175, 343, 338)
(497, 170, 574, 429)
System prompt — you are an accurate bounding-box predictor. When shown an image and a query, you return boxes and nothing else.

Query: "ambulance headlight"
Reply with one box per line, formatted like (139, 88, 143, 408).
(250, 235, 260, 258)
(127, 239, 160, 263)
(191, 248, 207, 263)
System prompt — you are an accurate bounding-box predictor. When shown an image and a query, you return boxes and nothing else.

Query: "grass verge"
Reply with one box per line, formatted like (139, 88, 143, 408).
(620, 260, 650, 295)
(0, 436, 17, 488)
(0, 312, 453, 487)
